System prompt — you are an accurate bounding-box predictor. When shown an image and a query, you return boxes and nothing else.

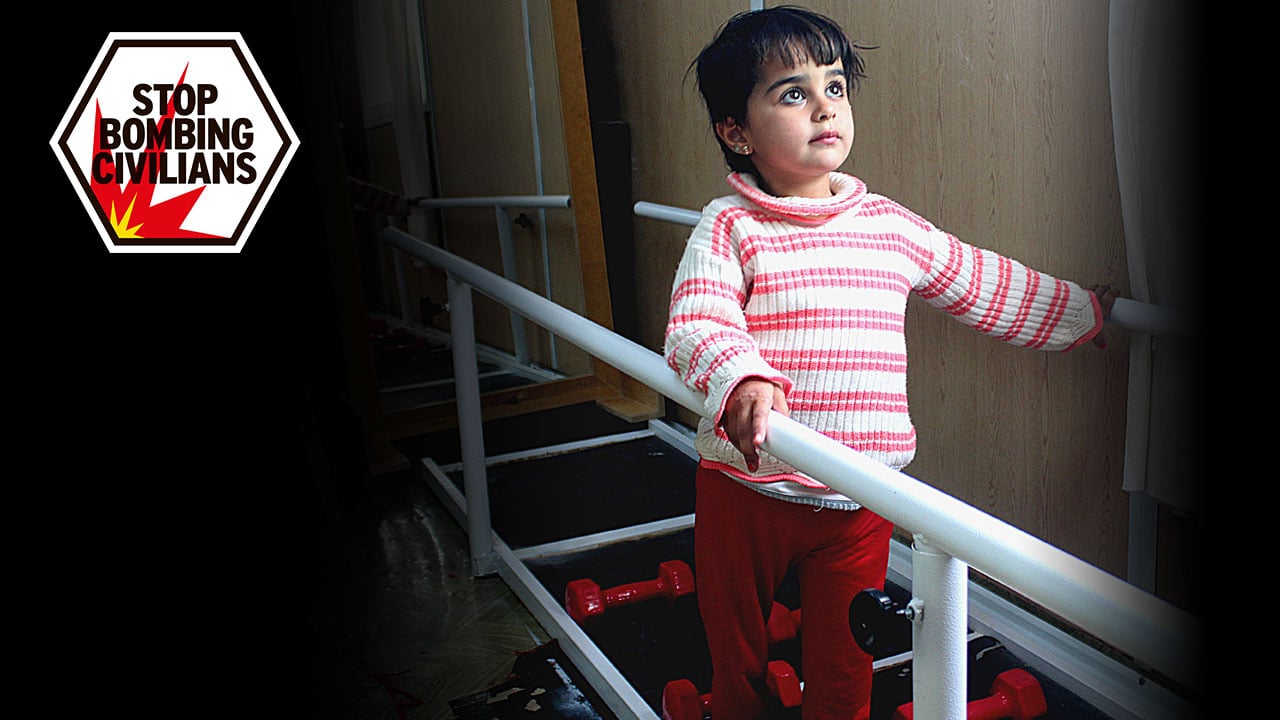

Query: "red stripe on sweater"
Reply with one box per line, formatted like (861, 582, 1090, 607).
(824, 428, 917, 454)
(1026, 278, 1071, 349)
(789, 389, 910, 413)
(917, 235, 966, 300)
(709, 206, 776, 260)
(753, 267, 911, 296)
(693, 342, 750, 393)
(670, 277, 747, 308)
(763, 348, 907, 373)
(997, 267, 1041, 343)
(745, 307, 904, 333)
(671, 326, 752, 392)
(741, 230, 928, 265)
(667, 311, 743, 329)
(942, 242, 984, 317)
(972, 254, 1014, 333)
(859, 198, 935, 232)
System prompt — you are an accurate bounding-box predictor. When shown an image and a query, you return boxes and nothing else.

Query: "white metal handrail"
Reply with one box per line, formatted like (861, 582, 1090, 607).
(382, 226, 1200, 704)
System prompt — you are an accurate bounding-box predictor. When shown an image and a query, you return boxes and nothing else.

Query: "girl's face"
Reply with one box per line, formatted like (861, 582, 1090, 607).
(717, 54, 854, 199)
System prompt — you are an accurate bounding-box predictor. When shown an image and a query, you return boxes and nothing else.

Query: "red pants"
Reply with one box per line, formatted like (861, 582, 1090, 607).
(694, 465, 893, 720)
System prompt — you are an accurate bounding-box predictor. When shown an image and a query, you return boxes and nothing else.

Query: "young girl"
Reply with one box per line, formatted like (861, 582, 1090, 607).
(664, 7, 1117, 720)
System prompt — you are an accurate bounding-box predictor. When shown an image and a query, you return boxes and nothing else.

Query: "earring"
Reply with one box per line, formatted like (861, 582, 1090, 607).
(736, 145, 752, 155)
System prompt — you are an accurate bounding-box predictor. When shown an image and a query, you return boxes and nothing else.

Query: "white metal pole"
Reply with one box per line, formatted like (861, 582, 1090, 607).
(519, 0, 559, 369)
(392, 247, 412, 324)
(1125, 333, 1157, 591)
(633, 201, 701, 227)
(1108, 297, 1194, 337)
(495, 206, 531, 365)
(447, 273, 496, 576)
(910, 535, 969, 720)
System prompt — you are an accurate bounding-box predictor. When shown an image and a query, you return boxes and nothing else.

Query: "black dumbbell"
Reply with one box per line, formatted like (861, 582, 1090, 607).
(849, 587, 914, 655)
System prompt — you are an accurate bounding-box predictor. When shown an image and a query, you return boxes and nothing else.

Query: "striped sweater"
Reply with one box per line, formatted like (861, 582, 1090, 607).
(664, 172, 1103, 508)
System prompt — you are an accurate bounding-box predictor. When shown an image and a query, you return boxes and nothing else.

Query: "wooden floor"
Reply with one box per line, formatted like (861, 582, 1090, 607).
(288, 466, 552, 720)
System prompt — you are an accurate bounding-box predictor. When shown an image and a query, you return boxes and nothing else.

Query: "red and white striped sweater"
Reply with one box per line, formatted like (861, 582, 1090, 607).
(665, 172, 1102, 507)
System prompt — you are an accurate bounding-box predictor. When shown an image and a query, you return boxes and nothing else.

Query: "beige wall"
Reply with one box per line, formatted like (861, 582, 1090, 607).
(604, 1, 1134, 580)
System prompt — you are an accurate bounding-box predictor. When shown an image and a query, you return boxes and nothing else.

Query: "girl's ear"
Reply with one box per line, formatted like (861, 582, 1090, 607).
(715, 117, 749, 149)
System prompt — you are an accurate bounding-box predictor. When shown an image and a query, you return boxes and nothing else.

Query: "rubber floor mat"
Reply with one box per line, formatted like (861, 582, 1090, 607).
(450, 435, 697, 548)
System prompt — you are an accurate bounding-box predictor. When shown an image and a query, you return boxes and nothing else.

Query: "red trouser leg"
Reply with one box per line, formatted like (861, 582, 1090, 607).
(795, 504, 892, 720)
(694, 466, 893, 720)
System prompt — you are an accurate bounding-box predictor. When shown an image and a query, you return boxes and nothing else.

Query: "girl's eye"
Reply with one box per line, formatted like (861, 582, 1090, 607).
(827, 82, 846, 98)
(781, 87, 805, 104)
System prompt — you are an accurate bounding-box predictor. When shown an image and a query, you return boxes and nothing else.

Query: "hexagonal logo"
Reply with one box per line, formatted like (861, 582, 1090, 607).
(50, 32, 298, 253)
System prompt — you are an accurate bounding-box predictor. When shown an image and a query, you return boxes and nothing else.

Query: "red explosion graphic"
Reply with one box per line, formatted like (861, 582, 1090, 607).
(89, 64, 221, 240)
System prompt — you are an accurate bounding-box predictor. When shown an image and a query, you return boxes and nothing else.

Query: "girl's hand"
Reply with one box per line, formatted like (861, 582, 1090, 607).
(1090, 284, 1120, 348)
(721, 378, 789, 472)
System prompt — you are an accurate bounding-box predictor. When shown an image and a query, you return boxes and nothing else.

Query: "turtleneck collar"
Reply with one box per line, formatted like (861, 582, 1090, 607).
(727, 172, 867, 226)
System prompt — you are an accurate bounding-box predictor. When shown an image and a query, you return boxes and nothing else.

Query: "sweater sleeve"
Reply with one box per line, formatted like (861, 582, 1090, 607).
(915, 230, 1103, 351)
(664, 204, 793, 425)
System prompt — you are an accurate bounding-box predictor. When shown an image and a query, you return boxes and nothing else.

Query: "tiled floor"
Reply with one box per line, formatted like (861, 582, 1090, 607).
(288, 466, 553, 720)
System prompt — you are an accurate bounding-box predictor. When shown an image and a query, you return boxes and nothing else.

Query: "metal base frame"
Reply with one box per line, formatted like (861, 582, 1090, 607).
(418, 419, 1197, 720)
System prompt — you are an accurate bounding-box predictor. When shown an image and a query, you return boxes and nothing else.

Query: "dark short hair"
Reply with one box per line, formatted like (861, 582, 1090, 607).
(691, 5, 870, 174)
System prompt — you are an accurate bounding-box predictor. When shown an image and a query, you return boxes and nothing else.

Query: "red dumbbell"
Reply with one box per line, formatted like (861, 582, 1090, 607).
(766, 601, 802, 645)
(661, 662, 802, 720)
(892, 668, 1047, 720)
(765, 660, 803, 708)
(564, 560, 695, 623)
(662, 679, 709, 720)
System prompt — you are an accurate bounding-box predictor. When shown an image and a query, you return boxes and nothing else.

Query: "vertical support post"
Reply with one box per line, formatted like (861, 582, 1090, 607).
(494, 205, 531, 365)
(447, 273, 496, 576)
(1124, 334, 1157, 592)
(911, 535, 968, 720)
(392, 248, 413, 325)
(1127, 490, 1158, 592)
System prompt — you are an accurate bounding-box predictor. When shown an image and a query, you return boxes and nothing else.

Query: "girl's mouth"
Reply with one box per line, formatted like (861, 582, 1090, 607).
(811, 131, 841, 144)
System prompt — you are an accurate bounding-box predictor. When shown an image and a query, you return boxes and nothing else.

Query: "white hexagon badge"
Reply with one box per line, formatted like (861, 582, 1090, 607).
(50, 32, 298, 253)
